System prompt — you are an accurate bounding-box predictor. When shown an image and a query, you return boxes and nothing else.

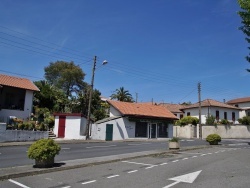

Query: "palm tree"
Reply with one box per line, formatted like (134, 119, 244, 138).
(110, 87, 134, 102)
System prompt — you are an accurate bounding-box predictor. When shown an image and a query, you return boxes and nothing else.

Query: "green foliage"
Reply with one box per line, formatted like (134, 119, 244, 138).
(28, 139, 61, 160)
(206, 134, 221, 145)
(175, 116, 199, 126)
(239, 116, 250, 125)
(169, 137, 179, 142)
(44, 61, 85, 97)
(220, 119, 229, 125)
(238, 0, 250, 71)
(206, 115, 216, 125)
(110, 87, 134, 102)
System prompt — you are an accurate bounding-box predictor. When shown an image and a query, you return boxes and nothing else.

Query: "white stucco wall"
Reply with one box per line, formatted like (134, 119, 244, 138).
(0, 90, 34, 123)
(91, 117, 135, 141)
(202, 125, 250, 138)
(173, 124, 197, 138)
(109, 106, 122, 117)
(54, 115, 87, 139)
(184, 107, 240, 124)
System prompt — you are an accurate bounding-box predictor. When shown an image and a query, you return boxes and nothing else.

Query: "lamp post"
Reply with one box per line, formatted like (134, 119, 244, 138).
(85, 56, 107, 140)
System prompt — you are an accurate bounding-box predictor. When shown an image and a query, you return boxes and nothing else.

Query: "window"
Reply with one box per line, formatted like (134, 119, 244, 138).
(135, 122, 147, 137)
(216, 111, 219, 120)
(224, 112, 227, 120)
(187, 112, 190, 116)
(180, 114, 184, 119)
(157, 123, 168, 138)
(232, 112, 235, 121)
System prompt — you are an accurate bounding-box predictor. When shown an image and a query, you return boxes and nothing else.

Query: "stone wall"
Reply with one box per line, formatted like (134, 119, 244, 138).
(0, 122, 48, 142)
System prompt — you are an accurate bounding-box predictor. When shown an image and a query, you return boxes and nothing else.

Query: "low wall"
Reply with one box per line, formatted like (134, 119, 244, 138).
(173, 124, 197, 139)
(0, 129, 48, 142)
(202, 125, 250, 139)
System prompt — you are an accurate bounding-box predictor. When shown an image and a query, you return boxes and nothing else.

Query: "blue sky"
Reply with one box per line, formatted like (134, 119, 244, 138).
(0, 0, 249, 104)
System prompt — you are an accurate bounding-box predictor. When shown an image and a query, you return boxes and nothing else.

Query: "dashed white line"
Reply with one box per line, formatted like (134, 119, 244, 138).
(192, 156, 197, 158)
(214, 151, 220, 153)
(172, 160, 179, 163)
(182, 158, 188, 160)
(86, 145, 116, 149)
(128, 143, 152, 146)
(127, 170, 138, 173)
(107, 175, 120, 179)
(82, 180, 96, 185)
(200, 154, 207, 156)
(8, 179, 30, 188)
(145, 166, 155, 169)
(122, 161, 154, 166)
(207, 153, 212, 155)
(61, 148, 70, 150)
(160, 163, 168, 165)
(61, 186, 71, 188)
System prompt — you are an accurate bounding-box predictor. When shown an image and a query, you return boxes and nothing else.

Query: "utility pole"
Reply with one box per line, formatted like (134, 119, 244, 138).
(85, 56, 97, 140)
(198, 82, 202, 139)
(136, 92, 138, 103)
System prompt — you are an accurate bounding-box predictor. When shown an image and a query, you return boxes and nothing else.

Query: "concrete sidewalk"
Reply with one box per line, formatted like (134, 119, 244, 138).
(0, 145, 210, 181)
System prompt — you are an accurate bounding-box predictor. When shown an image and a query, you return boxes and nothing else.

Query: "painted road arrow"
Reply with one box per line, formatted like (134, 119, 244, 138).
(163, 170, 202, 188)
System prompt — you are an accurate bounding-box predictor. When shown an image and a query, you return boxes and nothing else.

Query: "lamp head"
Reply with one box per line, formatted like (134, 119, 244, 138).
(102, 60, 108, 65)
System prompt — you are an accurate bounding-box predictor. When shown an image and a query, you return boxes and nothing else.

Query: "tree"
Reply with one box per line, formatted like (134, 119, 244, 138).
(44, 61, 85, 97)
(110, 87, 134, 102)
(238, 0, 250, 71)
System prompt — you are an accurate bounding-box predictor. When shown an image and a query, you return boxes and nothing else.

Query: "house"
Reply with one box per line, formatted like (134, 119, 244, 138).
(227, 97, 250, 118)
(180, 99, 241, 124)
(53, 113, 88, 139)
(91, 100, 178, 141)
(0, 74, 39, 123)
(159, 103, 185, 119)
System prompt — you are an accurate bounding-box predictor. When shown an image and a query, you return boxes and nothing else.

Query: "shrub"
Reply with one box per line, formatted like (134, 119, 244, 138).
(240, 116, 250, 125)
(175, 116, 199, 126)
(27, 139, 61, 161)
(206, 115, 216, 125)
(169, 137, 179, 142)
(206, 134, 221, 145)
(18, 123, 25, 130)
(220, 119, 229, 125)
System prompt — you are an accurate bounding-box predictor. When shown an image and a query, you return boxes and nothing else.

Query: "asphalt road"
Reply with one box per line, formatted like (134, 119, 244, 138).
(1, 144, 250, 188)
(0, 139, 208, 168)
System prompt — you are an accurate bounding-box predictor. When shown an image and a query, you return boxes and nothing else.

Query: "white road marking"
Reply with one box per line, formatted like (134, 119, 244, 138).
(160, 163, 168, 165)
(127, 170, 138, 173)
(122, 161, 155, 166)
(191, 156, 197, 158)
(107, 175, 119, 179)
(220, 150, 225, 152)
(61, 186, 71, 188)
(145, 166, 155, 169)
(207, 153, 212, 155)
(172, 160, 179, 163)
(82, 180, 96, 185)
(8, 179, 30, 188)
(178, 152, 202, 155)
(200, 154, 207, 156)
(86, 145, 116, 148)
(215, 151, 220, 153)
(182, 158, 189, 160)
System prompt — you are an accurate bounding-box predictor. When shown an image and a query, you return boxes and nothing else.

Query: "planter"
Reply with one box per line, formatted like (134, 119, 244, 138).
(169, 141, 180, 150)
(35, 157, 54, 168)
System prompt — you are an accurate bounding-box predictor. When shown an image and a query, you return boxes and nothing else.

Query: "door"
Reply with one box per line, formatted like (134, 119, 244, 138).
(106, 124, 113, 141)
(58, 116, 66, 138)
(148, 123, 157, 139)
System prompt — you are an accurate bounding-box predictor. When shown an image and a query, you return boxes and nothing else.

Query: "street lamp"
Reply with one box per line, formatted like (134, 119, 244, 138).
(85, 56, 108, 140)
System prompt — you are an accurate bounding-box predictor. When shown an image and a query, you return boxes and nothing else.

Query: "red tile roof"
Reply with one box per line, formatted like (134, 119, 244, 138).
(159, 103, 185, 113)
(227, 97, 250, 104)
(0, 74, 39, 91)
(180, 99, 240, 110)
(107, 100, 177, 120)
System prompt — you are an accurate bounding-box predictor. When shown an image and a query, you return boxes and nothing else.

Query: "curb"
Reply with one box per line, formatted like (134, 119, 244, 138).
(0, 145, 211, 181)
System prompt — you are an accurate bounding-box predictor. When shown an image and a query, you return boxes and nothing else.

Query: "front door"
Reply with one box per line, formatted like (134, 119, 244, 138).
(148, 123, 157, 139)
(106, 124, 113, 141)
(58, 116, 66, 138)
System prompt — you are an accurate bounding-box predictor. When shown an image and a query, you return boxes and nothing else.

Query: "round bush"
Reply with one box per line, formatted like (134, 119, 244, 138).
(27, 139, 61, 161)
(206, 134, 221, 145)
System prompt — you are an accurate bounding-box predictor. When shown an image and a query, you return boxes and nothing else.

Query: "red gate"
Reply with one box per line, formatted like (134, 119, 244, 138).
(58, 116, 66, 138)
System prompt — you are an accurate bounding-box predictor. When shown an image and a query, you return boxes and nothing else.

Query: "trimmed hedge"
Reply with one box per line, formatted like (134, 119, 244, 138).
(206, 134, 221, 145)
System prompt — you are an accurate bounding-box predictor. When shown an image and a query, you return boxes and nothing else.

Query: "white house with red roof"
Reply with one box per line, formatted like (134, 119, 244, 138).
(180, 99, 241, 124)
(0, 74, 39, 123)
(91, 100, 177, 141)
(227, 97, 250, 118)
